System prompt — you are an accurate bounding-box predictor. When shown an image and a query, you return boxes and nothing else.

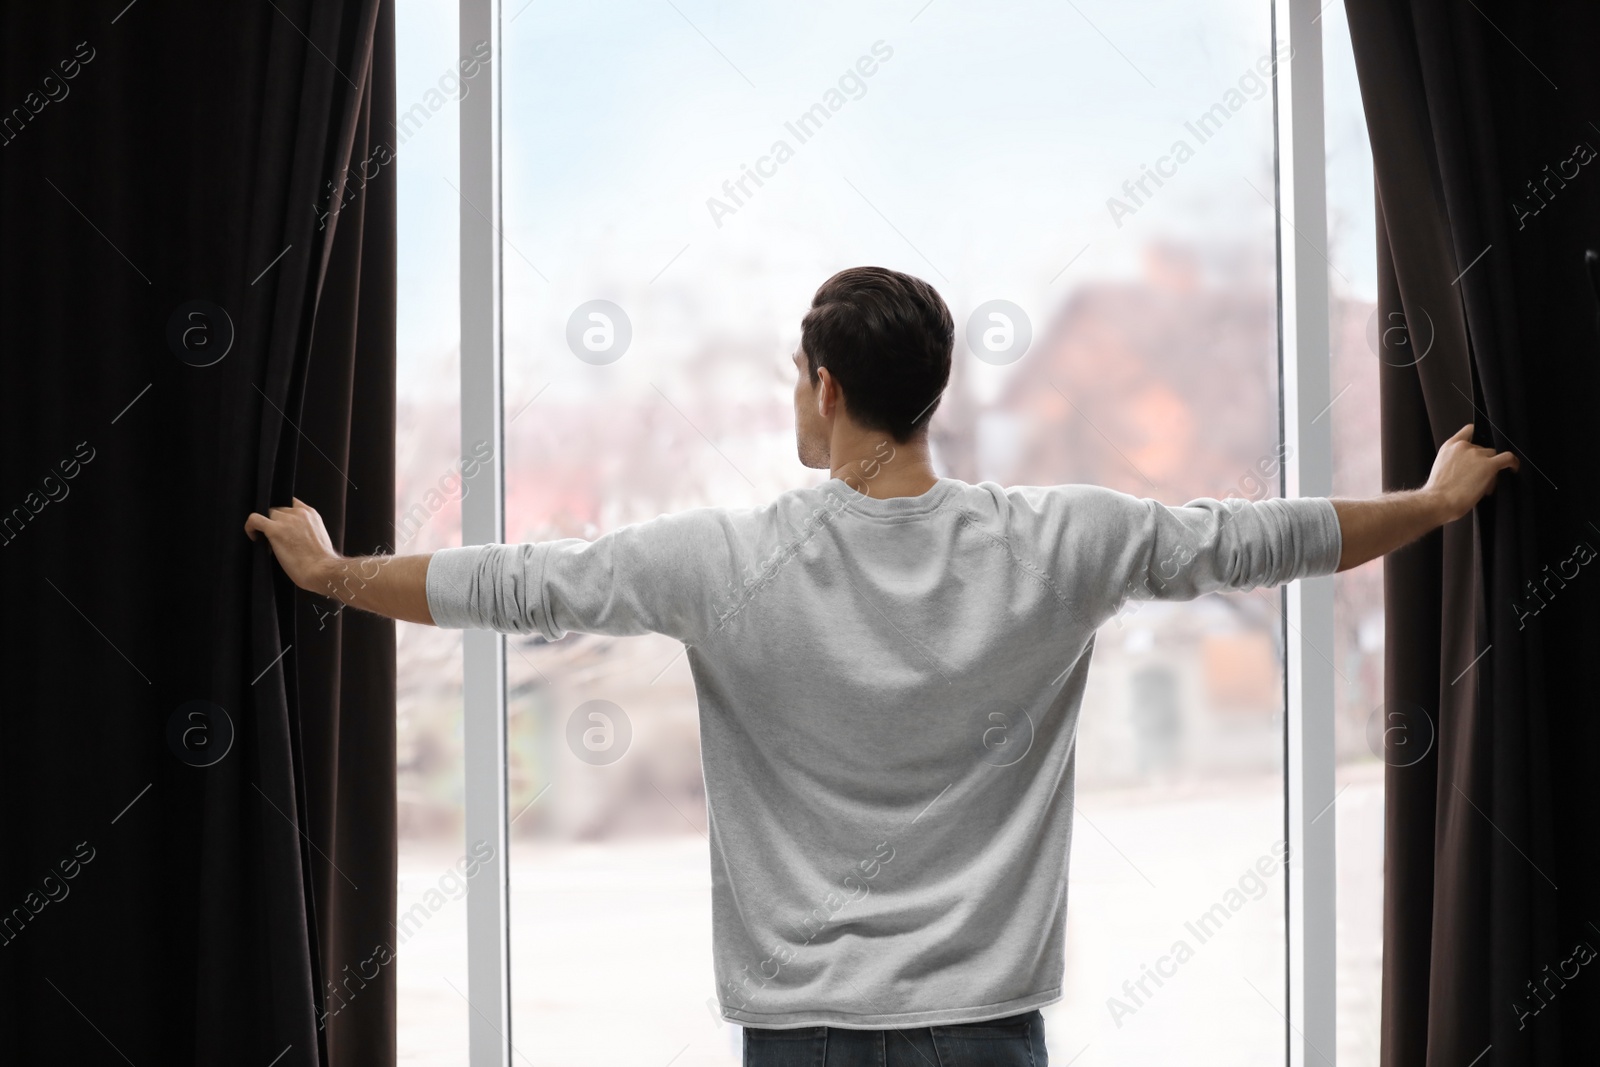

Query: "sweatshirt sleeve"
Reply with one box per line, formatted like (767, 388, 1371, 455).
(424, 507, 739, 643)
(1055, 487, 1343, 622)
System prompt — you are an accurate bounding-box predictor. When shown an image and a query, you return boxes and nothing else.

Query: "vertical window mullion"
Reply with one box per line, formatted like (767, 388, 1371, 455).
(1272, 0, 1337, 1063)
(458, 0, 511, 1063)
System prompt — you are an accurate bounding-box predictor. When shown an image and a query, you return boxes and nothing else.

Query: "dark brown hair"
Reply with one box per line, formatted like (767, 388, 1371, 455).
(800, 266, 953, 442)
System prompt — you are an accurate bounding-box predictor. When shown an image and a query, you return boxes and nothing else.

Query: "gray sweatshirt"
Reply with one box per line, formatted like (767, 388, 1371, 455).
(425, 476, 1343, 1029)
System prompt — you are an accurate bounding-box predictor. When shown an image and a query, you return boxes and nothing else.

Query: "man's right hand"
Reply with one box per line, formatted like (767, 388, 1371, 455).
(1332, 423, 1518, 572)
(1422, 423, 1521, 523)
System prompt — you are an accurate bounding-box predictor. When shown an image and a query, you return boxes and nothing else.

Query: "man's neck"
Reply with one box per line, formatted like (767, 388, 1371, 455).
(829, 431, 939, 499)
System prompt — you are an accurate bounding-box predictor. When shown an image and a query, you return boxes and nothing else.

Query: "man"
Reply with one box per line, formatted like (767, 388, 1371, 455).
(246, 266, 1517, 1066)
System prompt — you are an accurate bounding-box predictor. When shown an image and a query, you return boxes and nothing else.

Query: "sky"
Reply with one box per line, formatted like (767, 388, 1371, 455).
(393, 0, 1377, 405)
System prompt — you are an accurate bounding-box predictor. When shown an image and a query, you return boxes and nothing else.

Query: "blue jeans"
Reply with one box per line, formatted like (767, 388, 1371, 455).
(742, 1010, 1047, 1067)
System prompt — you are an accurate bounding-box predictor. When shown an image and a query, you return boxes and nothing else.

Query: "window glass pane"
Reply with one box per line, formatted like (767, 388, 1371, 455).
(503, 3, 1287, 1062)
(395, 0, 469, 1060)
(1323, 5, 1385, 1066)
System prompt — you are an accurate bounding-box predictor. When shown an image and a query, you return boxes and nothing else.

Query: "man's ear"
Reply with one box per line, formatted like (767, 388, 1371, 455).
(816, 366, 845, 421)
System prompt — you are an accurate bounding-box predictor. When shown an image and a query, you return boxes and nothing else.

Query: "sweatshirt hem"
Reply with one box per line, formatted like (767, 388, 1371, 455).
(724, 987, 1063, 1030)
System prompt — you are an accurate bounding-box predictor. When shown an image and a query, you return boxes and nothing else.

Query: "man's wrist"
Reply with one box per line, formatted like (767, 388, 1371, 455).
(310, 555, 347, 597)
(1416, 486, 1458, 526)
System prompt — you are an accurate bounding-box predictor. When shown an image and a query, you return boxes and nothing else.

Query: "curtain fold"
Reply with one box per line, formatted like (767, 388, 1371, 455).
(1344, 2, 1600, 1064)
(0, 2, 396, 1064)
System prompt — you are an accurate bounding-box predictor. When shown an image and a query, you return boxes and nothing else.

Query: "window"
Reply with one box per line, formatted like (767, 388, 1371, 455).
(407, 0, 1356, 1062)
(395, 0, 471, 1060)
(1322, 5, 1384, 1064)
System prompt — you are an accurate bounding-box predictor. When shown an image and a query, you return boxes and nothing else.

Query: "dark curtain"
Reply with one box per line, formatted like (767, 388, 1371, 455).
(0, 2, 396, 1065)
(1343, 1, 1600, 1064)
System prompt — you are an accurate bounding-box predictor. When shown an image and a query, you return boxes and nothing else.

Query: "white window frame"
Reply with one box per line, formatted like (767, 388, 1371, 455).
(452, 1, 1338, 1062)
(1273, 0, 1338, 1063)
(458, 0, 509, 1063)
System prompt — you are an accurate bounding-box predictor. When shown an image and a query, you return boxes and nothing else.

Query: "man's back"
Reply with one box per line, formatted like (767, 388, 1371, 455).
(426, 475, 1343, 1028)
